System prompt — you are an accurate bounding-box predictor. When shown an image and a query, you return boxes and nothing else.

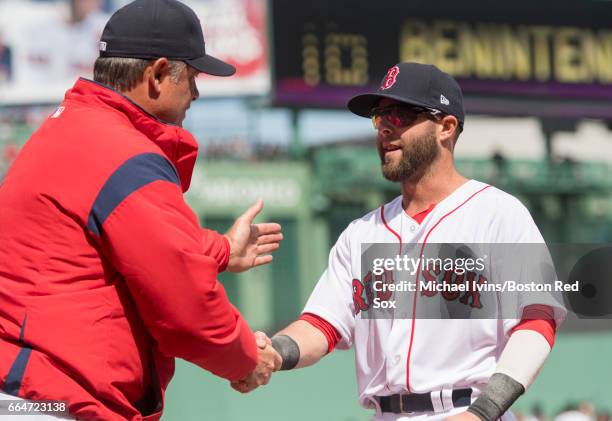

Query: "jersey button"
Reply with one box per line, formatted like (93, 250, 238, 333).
(394, 355, 401, 365)
(409, 225, 416, 232)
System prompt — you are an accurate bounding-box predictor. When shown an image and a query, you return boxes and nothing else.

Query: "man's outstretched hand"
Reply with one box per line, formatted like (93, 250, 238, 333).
(224, 200, 282, 273)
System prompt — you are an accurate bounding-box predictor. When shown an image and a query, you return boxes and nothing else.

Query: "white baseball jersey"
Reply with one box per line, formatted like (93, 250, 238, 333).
(303, 179, 566, 417)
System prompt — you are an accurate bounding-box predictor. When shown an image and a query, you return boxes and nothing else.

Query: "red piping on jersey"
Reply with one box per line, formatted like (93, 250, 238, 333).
(380, 204, 403, 254)
(405, 184, 491, 392)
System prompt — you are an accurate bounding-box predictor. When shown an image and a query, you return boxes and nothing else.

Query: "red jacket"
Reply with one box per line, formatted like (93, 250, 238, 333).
(0, 79, 258, 420)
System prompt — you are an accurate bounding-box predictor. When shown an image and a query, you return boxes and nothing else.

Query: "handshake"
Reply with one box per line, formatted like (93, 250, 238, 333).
(230, 331, 282, 393)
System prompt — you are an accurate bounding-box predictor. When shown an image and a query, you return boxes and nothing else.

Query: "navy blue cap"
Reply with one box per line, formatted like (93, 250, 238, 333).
(347, 62, 465, 123)
(99, 0, 235, 77)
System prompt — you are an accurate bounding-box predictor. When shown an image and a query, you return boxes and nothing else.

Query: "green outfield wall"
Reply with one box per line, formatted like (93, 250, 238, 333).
(185, 161, 329, 329)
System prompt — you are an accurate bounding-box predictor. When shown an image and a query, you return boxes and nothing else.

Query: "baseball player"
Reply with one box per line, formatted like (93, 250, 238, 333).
(233, 63, 566, 421)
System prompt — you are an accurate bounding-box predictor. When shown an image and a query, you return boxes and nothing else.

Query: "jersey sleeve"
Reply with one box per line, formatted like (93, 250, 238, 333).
(491, 196, 567, 335)
(89, 155, 257, 382)
(511, 304, 557, 348)
(302, 224, 356, 349)
(299, 313, 342, 353)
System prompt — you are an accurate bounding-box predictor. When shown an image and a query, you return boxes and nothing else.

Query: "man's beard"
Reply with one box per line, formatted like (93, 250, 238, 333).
(379, 132, 439, 182)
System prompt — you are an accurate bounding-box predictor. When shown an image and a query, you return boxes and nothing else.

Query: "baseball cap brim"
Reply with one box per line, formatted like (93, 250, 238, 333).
(347, 93, 437, 118)
(187, 54, 236, 77)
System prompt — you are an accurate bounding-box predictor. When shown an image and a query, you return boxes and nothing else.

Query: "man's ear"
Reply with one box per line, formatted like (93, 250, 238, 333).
(439, 115, 459, 144)
(147, 58, 170, 96)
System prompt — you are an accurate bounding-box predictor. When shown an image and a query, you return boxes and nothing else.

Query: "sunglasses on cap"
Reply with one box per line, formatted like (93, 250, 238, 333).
(370, 105, 443, 130)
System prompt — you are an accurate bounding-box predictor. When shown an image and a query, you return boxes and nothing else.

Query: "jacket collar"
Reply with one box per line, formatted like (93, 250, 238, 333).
(64, 78, 199, 192)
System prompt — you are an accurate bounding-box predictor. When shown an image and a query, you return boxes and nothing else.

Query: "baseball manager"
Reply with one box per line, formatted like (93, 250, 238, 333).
(0, 0, 281, 419)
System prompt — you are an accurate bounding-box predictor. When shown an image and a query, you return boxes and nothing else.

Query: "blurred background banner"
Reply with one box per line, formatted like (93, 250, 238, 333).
(0, 0, 109, 104)
(187, 0, 270, 97)
(1, 0, 612, 420)
(0, 0, 269, 104)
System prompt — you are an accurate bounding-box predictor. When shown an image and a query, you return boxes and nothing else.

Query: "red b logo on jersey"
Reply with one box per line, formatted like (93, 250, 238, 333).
(380, 66, 400, 90)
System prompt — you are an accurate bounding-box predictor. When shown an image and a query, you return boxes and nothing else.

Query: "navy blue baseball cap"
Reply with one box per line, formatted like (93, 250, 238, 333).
(99, 0, 235, 76)
(347, 62, 465, 123)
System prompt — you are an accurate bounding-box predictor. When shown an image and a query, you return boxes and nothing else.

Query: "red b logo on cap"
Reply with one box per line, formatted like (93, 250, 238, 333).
(381, 66, 399, 90)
